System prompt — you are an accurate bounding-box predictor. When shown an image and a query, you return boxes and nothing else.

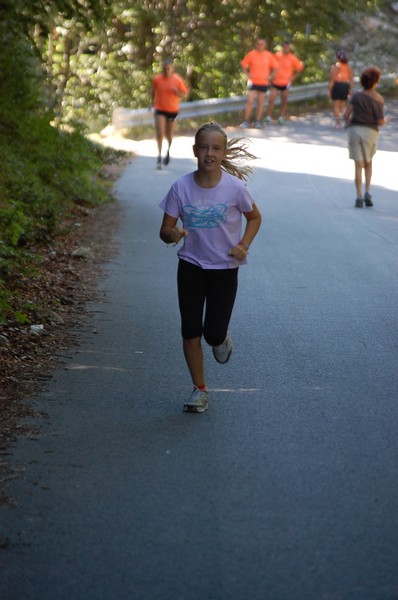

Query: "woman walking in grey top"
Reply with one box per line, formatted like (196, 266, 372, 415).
(344, 66, 390, 208)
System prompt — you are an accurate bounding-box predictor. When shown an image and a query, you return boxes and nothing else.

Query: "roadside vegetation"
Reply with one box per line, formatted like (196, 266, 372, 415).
(0, 4, 121, 325)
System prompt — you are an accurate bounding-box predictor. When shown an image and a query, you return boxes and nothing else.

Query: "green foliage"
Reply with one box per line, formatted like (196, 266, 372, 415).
(17, 0, 382, 129)
(0, 292, 13, 325)
(0, 2, 116, 323)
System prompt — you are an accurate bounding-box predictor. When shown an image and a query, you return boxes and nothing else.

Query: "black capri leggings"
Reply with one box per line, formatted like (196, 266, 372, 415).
(177, 259, 238, 347)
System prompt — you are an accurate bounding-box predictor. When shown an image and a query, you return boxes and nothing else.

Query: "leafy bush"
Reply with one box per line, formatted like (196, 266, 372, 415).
(0, 13, 116, 323)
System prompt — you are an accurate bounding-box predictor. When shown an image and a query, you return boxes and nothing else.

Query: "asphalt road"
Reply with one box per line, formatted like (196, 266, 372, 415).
(1, 105, 398, 600)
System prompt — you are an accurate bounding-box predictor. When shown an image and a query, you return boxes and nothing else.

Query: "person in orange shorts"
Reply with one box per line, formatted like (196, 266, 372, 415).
(152, 59, 189, 169)
(265, 41, 304, 125)
(327, 50, 354, 129)
(240, 39, 278, 129)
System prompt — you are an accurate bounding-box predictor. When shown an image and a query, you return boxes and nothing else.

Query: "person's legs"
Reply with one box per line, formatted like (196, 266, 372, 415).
(354, 160, 364, 200)
(332, 100, 339, 123)
(266, 87, 278, 119)
(338, 98, 348, 127)
(177, 260, 206, 388)
(165, 119, 176, 156)
(177, 262, 239, 389)
(363, 159, 374, 205)
(279, 88, 289, 117)
(333, 100, 345, 126)
(244, 90, 256, 120)
(203, 268, 238, 348)
(154, 113, 166, 160)
(348, 127, 364, 205)
(182, 337, 205, 389)
(339, 100, 346, 121)
(255, 90, 266, 121)
(364, 160, 372, 193)
(360, 128, 377, 202)
(177, 260, 209, 412)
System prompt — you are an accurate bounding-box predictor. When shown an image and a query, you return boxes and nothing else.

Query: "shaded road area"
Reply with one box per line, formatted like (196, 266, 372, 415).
(1, 104, 398, 599)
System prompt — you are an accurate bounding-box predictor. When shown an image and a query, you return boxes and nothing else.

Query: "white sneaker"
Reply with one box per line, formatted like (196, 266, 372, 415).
(239, 120, 250, 128)
(212, 332, 233, 364)
(183, 387, 209, 413)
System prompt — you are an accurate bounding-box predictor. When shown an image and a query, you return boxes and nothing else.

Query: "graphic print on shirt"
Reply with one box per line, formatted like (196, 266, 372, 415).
(183, 203, 227, 229)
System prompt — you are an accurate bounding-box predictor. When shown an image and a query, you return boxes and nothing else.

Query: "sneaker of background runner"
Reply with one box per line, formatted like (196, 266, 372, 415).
(239, 120, 250, 128)
(156, 157, 162, 170)
(355, 197, 363, 208)
(212, 332, 233, 364)
(183, 387, 209, 413)
(264, 116, 272, 124)
(254, 120, 263, 129)
(278, 117, 286, 125)
(163, 152, 170, 166)
(364, 192, 373, 207)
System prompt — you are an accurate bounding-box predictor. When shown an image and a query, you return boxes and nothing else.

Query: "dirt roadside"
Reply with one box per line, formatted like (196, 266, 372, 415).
(0, 159, 130, 506)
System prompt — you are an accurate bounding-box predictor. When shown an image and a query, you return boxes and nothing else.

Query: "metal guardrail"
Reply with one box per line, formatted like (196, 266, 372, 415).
(111, 75, 397, 130)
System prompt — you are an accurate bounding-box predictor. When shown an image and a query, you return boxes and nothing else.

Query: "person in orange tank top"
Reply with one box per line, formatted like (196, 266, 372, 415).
(265, 41, 304, 125)
(240, 38, 278, 129)
(327, 50, 354, 129)
(152, 59, 189, 169)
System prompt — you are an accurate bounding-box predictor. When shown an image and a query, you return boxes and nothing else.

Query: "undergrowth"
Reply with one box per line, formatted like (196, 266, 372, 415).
(0, 18, 128, 324)
(0, 121, 124, 324)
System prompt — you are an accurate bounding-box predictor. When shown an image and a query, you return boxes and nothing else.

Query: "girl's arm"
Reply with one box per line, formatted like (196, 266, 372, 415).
(228, 203, 262, 261)
(159, 213, 188, 245)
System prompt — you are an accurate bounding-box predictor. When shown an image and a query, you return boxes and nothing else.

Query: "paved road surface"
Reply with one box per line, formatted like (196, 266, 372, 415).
(1, 105, 398, 599)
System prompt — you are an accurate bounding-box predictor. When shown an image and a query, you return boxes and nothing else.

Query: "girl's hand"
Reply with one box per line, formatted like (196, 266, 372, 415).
(170, 226, 188, 245)
(228, 243, 248, 261)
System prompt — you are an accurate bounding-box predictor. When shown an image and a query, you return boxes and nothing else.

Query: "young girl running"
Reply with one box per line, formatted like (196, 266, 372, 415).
(159, 122, 262, 413)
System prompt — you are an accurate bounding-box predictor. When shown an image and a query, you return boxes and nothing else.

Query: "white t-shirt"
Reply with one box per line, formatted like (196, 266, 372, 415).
(160, 170, 254, 269)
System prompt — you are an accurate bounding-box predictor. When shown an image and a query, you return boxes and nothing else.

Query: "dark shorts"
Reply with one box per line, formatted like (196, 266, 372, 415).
(331, 82, 350, 101)
(177, 259, 238, 346)
(248, 83, 269, 93)
(271, 84, 288, 91)
(155, 109, 178, 121)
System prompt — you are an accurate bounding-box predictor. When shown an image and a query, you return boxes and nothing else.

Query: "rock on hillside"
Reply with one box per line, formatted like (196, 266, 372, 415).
(340, 4, 398, 75)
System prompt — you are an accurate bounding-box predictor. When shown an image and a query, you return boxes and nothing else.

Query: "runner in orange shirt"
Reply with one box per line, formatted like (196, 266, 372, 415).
(152, 59, 189, 169)
(240, 39, 278, 129)
(327, 50, 354, 129)
(265, 41, 304, 125)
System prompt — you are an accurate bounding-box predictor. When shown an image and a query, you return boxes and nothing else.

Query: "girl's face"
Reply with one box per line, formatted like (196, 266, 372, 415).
(193, 131, 226, 172)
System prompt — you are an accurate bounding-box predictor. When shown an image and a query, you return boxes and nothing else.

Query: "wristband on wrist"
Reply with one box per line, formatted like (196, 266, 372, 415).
(239, 240, 250, 249)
